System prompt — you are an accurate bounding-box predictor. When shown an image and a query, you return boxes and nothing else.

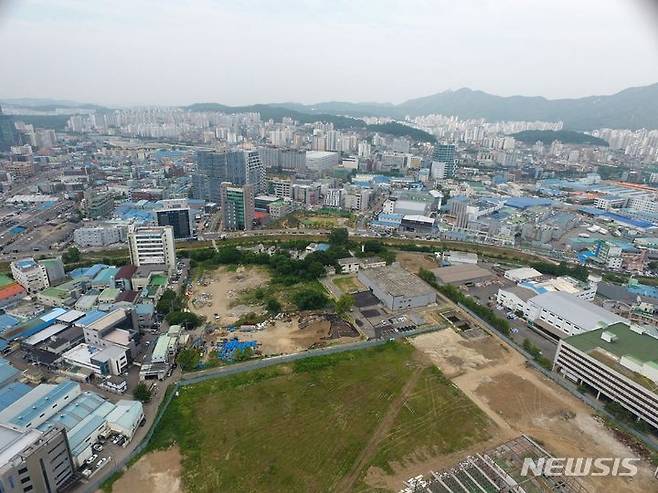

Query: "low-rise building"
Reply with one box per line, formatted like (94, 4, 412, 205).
(524, 291, 626, 339)
(337, 257, 360, 273)
(357, 264, 435, 310)
(10, 258, 49, 293)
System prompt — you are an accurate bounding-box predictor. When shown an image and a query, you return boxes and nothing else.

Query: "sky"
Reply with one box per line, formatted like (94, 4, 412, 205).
(0, 0, 657, 107)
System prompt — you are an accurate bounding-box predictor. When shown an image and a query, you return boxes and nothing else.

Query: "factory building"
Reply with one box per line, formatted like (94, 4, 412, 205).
(553, 322, 658, 430)
(357, 264, 435, 310)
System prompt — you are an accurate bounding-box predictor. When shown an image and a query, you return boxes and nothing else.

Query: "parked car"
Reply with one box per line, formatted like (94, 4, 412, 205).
(86, 454, 98, 465)
(97, 457, 110, 468)
(92, 443, 103, 452)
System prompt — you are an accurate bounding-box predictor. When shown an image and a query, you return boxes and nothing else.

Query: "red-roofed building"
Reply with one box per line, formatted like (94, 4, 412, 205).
(0, 282, 27, 307)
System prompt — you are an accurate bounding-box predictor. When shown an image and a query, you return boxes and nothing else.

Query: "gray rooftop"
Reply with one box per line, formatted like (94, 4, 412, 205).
(529, 291, 626, 331)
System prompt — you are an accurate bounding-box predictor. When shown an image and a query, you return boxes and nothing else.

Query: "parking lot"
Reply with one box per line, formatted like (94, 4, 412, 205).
(466, 275, 558, 361)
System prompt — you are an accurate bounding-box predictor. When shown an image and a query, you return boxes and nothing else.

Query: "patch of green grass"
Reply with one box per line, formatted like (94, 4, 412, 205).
(366, 366, 491, 474)
(146, 342, 492, 493)
(333, 275, 362, 294)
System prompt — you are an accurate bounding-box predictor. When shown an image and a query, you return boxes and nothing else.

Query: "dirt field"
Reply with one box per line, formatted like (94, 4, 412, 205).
(189, 266, 270, 325)
(231, 316, 340, 354)
(412, 329, 658, 493)
(396, 251, 438, 272)
(110, 447, 182, 493)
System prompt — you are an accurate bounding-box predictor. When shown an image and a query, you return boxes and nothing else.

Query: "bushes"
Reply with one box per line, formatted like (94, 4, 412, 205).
(522, 338, 552, 370)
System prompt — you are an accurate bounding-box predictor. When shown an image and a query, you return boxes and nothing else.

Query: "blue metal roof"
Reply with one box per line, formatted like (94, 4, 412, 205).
(40, 307, 68, 322)
(0, 358, 19, 386)
(0, 382, 31, 408)
(9, 380, 79, 427)
(602, 212, 655, 229)
(0, 314, 19, 331)
(505, 197, 553, 209)
(74, 309, 107, 327)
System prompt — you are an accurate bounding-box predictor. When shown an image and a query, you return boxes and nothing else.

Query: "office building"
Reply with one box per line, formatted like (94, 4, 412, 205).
(432, 143, 456, 178)
(155, 208, 193, 239)
(0, 424, 74, 493)
(127, 225, 176, 272)
(73, 225, 125, 247)
(553, 322, 658, 430)
(220, 183, 255, 231)
(10, 258, 49, 293)
(81, 190, 114, 219)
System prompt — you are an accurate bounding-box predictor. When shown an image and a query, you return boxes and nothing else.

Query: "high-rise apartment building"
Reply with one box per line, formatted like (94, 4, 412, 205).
(155, 208, 194, 239)
(0, 106, 20, 152)
(193, 149, 264, 202)
(127, 225, 176, 272)
(432, 143, 457, 178)
(220, 183, 255, 231)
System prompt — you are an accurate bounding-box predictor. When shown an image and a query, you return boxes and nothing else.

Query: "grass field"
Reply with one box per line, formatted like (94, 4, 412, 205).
(333, 274, 363, 294)
(145, 342, 492, 492)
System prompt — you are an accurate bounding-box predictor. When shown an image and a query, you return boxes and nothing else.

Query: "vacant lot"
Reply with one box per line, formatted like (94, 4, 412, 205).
(396, 251, 438, 273)
(412, 329, 658, 493)
(110, 447, 182, 493)
(189, 266, 270, 325)
(126, 343, 492, 493)
(332, 274, 364, 294)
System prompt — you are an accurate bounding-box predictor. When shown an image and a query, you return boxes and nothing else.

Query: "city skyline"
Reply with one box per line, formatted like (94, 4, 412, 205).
(1, 0, 657, 106)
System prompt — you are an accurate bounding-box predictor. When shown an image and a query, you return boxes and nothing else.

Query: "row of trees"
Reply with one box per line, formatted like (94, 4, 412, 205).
(531, 261, 589, 282)
(418, 268, 511, 336)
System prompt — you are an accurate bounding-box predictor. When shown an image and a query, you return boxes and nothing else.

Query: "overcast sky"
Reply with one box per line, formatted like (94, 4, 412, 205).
(1, 0, 657, 106)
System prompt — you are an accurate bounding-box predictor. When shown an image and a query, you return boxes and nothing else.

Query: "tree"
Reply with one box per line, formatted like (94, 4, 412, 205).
(293, 289, 329, 310)
(328, 228, 349, 246)
(266, 298, 282, 315)
(166, 311, 203, 328)
(133, 382, 152, 403)
(177, 348, 201, 371)
(335, 294, 353, 317)
(156, 289, 183, 315)
(62, 247, 81, 264)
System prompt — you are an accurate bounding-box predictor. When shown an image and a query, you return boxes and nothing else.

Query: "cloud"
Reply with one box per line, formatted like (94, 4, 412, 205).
(0, 0, 656, 105)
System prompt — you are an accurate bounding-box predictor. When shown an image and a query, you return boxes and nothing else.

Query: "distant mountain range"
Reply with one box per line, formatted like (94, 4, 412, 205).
(272, 83, 658, 130)
(5, 83, 658, 131)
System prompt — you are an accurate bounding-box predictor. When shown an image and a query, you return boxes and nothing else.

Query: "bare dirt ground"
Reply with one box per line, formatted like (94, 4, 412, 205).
(110, 446, 182, 493)
(189, 266, 270, 325)
(396, 251, 438, 273)
(411, 329, 657, 493)
(233, 317, 328, 354)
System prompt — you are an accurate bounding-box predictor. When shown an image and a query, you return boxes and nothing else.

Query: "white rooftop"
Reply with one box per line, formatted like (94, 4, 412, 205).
(529, 291, 626, 332)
